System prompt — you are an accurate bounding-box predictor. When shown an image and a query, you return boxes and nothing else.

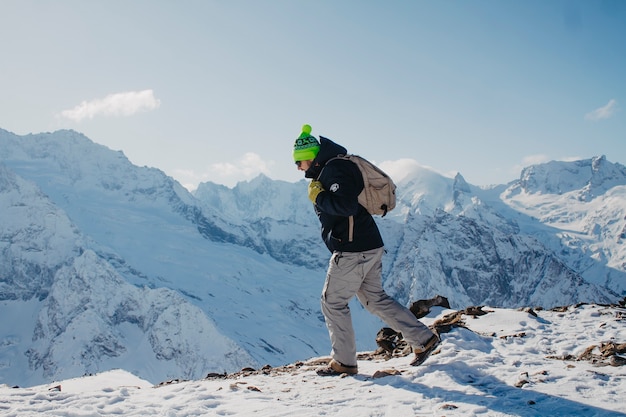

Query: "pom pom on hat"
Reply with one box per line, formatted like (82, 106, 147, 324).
(293, 124, 320, 162)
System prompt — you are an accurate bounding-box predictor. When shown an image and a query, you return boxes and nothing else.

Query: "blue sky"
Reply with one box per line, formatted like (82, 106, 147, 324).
(1, 0, 624, 189)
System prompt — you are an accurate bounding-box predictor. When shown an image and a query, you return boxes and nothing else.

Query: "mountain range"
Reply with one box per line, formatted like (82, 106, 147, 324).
(1, 128, 624, 386)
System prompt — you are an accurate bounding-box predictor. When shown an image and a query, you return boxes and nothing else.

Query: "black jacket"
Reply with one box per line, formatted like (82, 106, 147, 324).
(305, 136, 384, 253)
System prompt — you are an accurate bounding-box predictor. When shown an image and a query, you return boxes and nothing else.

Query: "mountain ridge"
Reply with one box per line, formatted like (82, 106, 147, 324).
(1, 128, 624, 386)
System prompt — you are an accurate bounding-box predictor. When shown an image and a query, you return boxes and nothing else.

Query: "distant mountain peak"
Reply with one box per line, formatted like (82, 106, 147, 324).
(517, 156, 626, 198)
(453, 172, 470, 193)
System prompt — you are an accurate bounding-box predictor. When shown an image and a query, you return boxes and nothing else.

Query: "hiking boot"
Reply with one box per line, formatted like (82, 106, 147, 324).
(410, 334, 440, 366)
(316, 359, 358, 376)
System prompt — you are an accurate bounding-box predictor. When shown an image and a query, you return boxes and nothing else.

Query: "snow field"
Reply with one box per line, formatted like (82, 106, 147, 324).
(1, 305, 624, 416)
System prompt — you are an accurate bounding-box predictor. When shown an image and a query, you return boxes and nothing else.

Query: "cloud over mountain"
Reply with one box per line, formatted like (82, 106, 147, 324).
(58, 89, 161, 122)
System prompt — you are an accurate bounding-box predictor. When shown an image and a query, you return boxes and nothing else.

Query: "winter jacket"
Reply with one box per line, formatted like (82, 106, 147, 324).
(305, 136, 384, 253)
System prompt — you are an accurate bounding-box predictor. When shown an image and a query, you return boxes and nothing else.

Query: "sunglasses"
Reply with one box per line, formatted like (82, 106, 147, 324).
(295, 161, 303, 167)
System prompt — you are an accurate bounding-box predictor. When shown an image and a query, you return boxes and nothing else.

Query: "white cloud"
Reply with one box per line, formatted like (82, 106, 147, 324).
(210, 152, 273, 178)
(559, 155, 584, 162)
(520, 154, 550, 166)
(379, 159, 423, 182)
(585, 99, 618, 121)
(173, 153, 275, 190)
(378, 158, 450, 183)
(510, 154, 550, 177)
(59, 89, 161, 122)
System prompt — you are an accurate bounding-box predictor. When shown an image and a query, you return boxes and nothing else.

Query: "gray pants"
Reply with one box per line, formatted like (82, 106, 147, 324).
(321, 247, 434, 367)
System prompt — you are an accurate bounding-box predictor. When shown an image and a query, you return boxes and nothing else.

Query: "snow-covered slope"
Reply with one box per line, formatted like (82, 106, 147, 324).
(1, 128, 624, 388)
(27, 250, 255, 385)
(0, 162, 82, 301)
(377, 166, 619, 308)
(194, 175, 328, 268)
(0, 161, 254, 386)
(2, 304, 625, 416)
(501, 156, 626, 295)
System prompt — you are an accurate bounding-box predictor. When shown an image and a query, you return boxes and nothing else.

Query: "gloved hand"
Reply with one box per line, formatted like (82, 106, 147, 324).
(308, 180, 324, 204)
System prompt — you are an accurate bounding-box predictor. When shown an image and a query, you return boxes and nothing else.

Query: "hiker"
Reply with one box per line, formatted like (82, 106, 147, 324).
(293, 124, 439, 376)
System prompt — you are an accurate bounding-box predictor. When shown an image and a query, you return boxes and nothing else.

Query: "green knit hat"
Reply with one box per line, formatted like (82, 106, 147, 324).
(293, 124, 320, 162)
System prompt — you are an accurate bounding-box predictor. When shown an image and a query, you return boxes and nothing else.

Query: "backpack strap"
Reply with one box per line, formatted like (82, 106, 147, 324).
(348, 215, 354, 242)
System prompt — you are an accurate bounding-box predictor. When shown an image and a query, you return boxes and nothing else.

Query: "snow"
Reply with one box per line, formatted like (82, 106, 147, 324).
(2, 305, 624, 417)
(501, 183, 626, 295)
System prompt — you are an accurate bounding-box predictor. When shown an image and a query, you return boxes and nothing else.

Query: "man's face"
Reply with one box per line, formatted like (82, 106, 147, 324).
(296, 160, 312, 172)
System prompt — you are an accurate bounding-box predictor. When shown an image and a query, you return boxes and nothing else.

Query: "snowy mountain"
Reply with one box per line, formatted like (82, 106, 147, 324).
(377, 161, 624, 308)
(0, 129, 383, 386)
(194, 175, 328, 269)
(515, 156, 626, 199)
(0, 128, 624, 387)
(500, 156, 626, 296)
(0, 159, 254, 386)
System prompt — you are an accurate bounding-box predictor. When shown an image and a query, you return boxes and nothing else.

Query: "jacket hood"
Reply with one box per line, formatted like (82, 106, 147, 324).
(305, 136, 347, 179)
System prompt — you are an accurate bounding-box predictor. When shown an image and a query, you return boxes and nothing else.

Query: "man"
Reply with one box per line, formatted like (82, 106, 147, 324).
(293, 124, 439, 376)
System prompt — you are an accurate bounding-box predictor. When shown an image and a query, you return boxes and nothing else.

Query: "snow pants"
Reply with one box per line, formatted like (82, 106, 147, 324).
(321, 247, 435, 367)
